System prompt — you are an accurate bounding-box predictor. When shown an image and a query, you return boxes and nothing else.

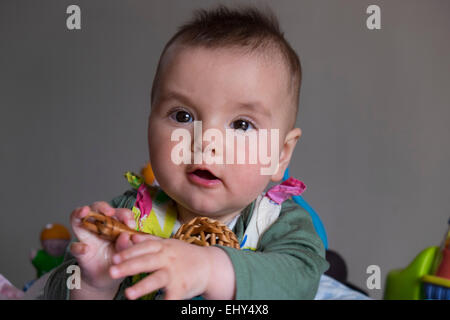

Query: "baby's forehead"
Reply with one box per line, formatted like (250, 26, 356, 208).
(154, 44, 296, 130)
(170, 43, 290, 75)
(159, 44, 292, 96)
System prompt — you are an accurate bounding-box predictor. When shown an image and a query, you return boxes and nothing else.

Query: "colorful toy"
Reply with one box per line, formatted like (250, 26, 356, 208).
(30, 224, 71, 278)
(384, 218, 450, 300)
(81, 212, 147, 241)
(421, 218, 450, 299)
(81, 212, 241, 250)
(141, 162, 156, 186)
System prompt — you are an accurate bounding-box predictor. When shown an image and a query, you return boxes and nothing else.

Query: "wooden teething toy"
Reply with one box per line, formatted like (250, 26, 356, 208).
(82, 212, 240, 250)
(172, 217, 240, 249)
(81, 212, 146, 241)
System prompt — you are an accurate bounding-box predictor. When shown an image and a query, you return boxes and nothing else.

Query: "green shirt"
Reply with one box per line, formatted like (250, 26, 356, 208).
(42, 189, 329, 299)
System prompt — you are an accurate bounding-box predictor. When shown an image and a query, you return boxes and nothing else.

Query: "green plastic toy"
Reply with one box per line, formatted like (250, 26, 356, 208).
(384, 246, 439, 300)
(384, 219, 450, 299)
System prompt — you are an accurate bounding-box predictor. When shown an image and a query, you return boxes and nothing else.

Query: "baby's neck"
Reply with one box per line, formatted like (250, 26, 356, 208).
(175, 203, 242, 225)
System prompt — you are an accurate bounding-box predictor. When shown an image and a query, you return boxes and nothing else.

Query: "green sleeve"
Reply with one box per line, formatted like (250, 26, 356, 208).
(218, 198, 329, 300)
(41, 190, 137, 300)
(108, 189, 137, 209)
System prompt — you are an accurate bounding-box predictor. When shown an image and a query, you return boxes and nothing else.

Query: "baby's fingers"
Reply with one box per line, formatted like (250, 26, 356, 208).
(125, 269, 169, 300)
(112, 239, 162, 265)
(163, 289, 184, 300)
(109, 251, 164, 279)
(70, 206, 89, 224)
(70, 206, 106, 237)
(70, 206, 96, 236)
(114, 208, 136, 229)
(70, 205, 106, 229)
(131, 234, 161, 243)
(90, 201, 115, 216)
(114, 232, 133, 253)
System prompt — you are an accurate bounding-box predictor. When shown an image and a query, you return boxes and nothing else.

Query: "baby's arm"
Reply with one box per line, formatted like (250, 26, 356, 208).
(202, 246, 236, 299)
(217, 198, 329, 299)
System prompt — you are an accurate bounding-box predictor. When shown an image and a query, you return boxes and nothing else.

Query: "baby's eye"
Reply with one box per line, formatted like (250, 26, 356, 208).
(170, 110, 193, 123)
(231, 119, 255, 132)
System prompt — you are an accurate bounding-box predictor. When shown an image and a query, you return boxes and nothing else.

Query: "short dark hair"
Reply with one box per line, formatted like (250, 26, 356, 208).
(151, 5, 302, 128)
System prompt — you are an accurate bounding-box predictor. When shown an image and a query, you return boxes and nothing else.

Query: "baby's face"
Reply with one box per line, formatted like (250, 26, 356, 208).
(148, 46, 296, 220)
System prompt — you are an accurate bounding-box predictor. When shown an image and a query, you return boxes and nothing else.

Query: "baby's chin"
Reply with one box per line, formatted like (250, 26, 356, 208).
(176, 198, 226, 216)
(157, 177, 258, 221)
(171, 194, 245, 221)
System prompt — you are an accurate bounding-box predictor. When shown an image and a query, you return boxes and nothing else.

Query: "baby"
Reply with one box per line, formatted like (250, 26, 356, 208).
(43, 5, 329, 300)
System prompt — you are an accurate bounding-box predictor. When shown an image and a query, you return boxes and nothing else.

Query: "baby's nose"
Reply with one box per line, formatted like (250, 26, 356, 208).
(191, 132, 217, 155)
(190, 122, 224, 157)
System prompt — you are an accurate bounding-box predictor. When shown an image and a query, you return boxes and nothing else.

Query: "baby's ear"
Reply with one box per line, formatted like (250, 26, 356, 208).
(270, 128, 302, 182)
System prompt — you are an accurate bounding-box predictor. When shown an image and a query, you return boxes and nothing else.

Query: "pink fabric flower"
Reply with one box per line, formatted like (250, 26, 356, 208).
(265, 177, 306, 204)
(135, 183, 153, 220)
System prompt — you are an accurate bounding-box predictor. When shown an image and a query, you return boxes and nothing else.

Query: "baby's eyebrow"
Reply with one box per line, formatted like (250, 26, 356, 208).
(159, 90, 193, 106)
(236, 101, 272, 119)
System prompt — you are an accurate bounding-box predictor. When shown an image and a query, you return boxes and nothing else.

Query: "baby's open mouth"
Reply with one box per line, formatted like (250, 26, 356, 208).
(187, 168, 222, 187)
(192, 169, 218, 180)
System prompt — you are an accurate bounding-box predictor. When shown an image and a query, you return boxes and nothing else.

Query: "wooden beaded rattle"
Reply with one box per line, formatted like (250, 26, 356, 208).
(81, 212, 146, 241)
(82, 212, 240, 250)
(172, 216, 240, 249)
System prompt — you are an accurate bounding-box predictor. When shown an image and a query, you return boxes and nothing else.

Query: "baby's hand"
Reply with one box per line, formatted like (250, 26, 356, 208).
(69, 202, 142, 298)
(109, 235, 236, 300)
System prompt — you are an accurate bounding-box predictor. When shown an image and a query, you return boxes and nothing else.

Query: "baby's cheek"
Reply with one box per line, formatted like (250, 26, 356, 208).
(149, 129, 182, 182)
(226, 163, 270, 199)
(151, 143, 181, 181)
(225, 131, 281, 168)
(148, 122, 166, 156)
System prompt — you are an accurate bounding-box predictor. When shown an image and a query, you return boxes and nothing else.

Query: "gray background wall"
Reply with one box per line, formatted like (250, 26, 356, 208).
(1, 0, 449, 299)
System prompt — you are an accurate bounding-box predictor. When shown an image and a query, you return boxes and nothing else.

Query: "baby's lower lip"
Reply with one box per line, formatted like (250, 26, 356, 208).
(187, 171, 222, 187)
